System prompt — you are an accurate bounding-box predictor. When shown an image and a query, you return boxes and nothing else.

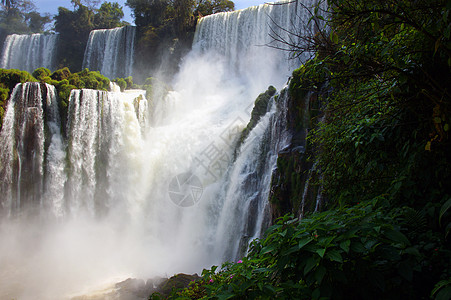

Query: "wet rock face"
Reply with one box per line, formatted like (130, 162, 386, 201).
(269, 90, 324, 219)
(71, 274, 201, 300)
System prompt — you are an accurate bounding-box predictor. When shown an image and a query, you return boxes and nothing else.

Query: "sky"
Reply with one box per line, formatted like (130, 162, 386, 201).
(36, 0, 270, 24)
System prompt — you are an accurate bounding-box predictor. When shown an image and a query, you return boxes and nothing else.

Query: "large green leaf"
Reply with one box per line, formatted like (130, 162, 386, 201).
(304, 257, 317, 275)
(326, 249, 343, 263)
(385, 229, 410, 246)
(439, 198, 451, 226)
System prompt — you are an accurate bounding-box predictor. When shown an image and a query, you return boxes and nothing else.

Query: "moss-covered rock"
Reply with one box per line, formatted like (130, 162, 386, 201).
(141, 76, 170, 101)
(237, 85, 276, 149)
(114, 77, 127, 91)
(150, 273, 201, 299)
(32, 67, 51, 81)
(0, 69, 37, 130)
(268, 80, 325, 219)
(77, 68, 110, 90)
(51, 67, 71, 81)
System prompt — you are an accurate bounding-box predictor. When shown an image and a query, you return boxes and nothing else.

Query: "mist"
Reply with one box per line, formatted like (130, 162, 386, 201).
(0, 1, 312, 298)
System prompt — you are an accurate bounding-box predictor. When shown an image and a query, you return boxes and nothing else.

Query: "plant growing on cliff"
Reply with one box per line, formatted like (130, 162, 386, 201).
(159, 200, 446, 299)
(0, 67, 110, 131)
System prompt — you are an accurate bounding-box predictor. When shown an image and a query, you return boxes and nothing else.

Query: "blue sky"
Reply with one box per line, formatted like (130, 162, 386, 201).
(36, 0, 269, 24)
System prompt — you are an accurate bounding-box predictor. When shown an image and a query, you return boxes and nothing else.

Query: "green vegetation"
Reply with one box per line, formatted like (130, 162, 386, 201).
(0, 0, 52, 42)
(127, 0, 234, 81)
(238, 86, 276, 147)
(0, 67, 110, 130)
(163, 201, 445, 299)
(2, 0, 235, 83)
(156, 0, 451, 299)
(54, 1, 127, 71)
(0, 68, 36, 128)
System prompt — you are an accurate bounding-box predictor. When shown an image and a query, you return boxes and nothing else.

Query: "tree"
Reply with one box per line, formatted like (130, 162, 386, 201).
(54, 1, 126, 70)
(71, 0, 100, 10)
(195, 0, 234, 16)
(0, 0, 51, 42)
(26, 11, 51, 32)
(54, 5, 95, 70)
(126, 0, 169, 28)
(94, 2, 124, 28)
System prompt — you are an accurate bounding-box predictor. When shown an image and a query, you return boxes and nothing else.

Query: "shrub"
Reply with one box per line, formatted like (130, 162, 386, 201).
(169, 202, 441, 300)
(51, 67, 71, 81)
(32, 67, 51, 81)
(114, 78, 127, 92)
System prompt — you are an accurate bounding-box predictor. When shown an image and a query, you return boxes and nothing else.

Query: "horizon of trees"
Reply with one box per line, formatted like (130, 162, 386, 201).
(1, 0, 235, 78)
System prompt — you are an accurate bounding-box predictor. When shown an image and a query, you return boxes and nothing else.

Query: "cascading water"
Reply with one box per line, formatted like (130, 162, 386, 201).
(213, 88, 292, 261)
(0, 34, 58, 72)
(0, 82, 61, 216)
(65, 88, 147, 217)
(82, 26, 136, 79)
(0, 1, 319, 299)
(194, 0, 317, 89)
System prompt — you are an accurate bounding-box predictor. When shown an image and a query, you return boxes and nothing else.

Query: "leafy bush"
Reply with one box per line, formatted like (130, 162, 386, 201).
(164, 200, 446, 299)
(114, 77, 127, 92)
(32, 67, 51, 81)
(238, 86, 276, 148)
(77, 68, 110, 90)
(0, 69, 37, 129)
(140, 76, 169, 101)
(51, 67, 71, 81)
(0, 67, 111, 131)
(0, 68, 36, 91)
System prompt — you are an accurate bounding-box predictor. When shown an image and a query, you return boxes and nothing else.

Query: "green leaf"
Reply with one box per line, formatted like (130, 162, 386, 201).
(330, 31, 339, 44)
(439, 198, 451, 226)
(326, 249, 343, 263)
(350, 241, 366, 253)
(316, 248, 326, 258)
(314, 266, 327, 285)
(340, 240, 350, 253)
(304, 257, 317, 275)
(436, 286, 451, 300)
(385, 229, 410, 246)
(298, 237, 313, 249)
(404, 247, 420, 257)
(444, 124, 449, 132)
(261, 244, 277, 255)
(253, 267, 270, 273)
(217, 292, 235, 300)
(435, 38, 441, 54)
(264, 284, 277, 294)
(283, 245, 300, 256)
(397, 261, 413, 281)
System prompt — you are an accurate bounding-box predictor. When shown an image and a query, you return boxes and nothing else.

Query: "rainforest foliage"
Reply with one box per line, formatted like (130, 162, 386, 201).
(54, 1, 127, 71)
(153, 0, 451, 299)
(1, 0, 235, 81)
(0, 67, 110, 130)
(0, 0, 52, 42)
(126, 0, 234, 81)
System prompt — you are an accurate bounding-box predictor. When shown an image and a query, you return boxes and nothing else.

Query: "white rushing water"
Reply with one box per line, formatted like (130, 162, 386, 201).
(82, 26, 136, 79)
(0, 34, 58, 72)
(0, 1, 318, 298)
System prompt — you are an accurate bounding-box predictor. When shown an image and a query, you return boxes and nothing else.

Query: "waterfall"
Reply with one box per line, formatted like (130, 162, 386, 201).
(0, 82, 61, 216)
(214, 88, 291, 261)
(0, 1, 319, 298)
(0, 34, 58, 72)
(82, 26, 136, 79)
(194, 0, 317, 88)
(65, 88, 146, 217)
